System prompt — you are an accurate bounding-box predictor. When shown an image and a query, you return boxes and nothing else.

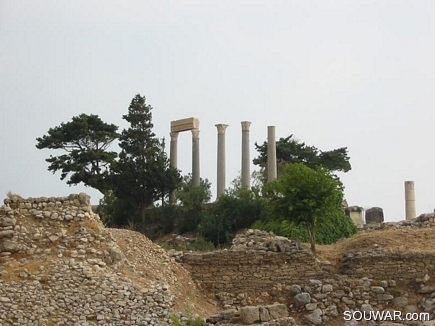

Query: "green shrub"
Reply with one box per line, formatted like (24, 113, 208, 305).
(97, 191, 136, 227)
(198, 191, 265, 246)
(252, 211, 357, 244)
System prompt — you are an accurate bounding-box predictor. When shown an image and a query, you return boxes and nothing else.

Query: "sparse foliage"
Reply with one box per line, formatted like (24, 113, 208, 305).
(36, 114, 119, 195)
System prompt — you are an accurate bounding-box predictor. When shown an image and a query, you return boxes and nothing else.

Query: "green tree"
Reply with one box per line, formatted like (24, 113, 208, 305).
(36, 114, 119, 195)
(176, 174, 211, 233)
(264, 163, 345, 253)
(114, 94, 181, 222)
(253, 135, 351, 180)
(176, 173, 211, 207)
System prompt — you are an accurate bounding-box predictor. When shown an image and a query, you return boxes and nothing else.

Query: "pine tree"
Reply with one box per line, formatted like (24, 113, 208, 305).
(114, 94, 181, 222)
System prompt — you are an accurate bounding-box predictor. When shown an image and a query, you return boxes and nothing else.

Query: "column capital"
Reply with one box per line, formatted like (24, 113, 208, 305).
(241, 121, 251, 131)
(215, 124, 229, 134)
(191, 128, 200, 138)
(170, 132, 179, 141)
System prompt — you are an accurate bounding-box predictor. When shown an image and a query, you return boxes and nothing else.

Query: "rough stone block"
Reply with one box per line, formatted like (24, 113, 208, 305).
(240, 306, 260, 324)
(266, 304, 288, 319)
(259, 306, 270, 322)
(294, 293, 311, 307)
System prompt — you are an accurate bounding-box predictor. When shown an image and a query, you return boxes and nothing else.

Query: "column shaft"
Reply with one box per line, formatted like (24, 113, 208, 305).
(192, 129, 200, 187)
(216, 124, 228, 198)
(169, 132, 179, 203)
(241, 121, 251, 189)
(267, 126, 277, 182)
(405, 181, 416, 220)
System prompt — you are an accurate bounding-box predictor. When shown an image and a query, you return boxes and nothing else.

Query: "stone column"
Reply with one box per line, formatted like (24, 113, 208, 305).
(192, 128, 200, 187)
(169, 132, 179, 203)
(215, 124, 228, 199)
(267, 126, 277, 182)
(405, 181, 416, 220)
(241, 121, 251, 189)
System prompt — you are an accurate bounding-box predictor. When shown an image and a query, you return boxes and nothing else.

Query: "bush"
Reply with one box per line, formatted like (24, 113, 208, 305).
(97, 191, 135, 227)
(252, 211, 357, 244)
(198, 191, 265, 246)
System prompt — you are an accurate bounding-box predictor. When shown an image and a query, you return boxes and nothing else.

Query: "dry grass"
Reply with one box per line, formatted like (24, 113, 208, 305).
(1, 259, 47, 283)
(316, 228, 435, 267)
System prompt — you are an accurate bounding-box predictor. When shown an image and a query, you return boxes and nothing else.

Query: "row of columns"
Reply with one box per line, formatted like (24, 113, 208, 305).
(169, 121, 278, 201)
(216, 122, 277, 198)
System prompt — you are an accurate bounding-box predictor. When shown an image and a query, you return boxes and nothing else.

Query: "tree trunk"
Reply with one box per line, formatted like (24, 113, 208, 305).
(308, 226, 316, 255)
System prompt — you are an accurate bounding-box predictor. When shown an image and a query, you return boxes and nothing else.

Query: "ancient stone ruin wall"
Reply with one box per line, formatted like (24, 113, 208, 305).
(0, 193, 103, 256)
(339, 251, 435, 281)
(360, 212, 435, 232)
(183, 250, 328, 303)
(0, 194, 175, 325)
(178, 230, 333, 307)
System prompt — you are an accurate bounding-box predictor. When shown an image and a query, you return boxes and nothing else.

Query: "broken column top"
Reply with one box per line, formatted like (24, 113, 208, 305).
(171, 117, 200, 133)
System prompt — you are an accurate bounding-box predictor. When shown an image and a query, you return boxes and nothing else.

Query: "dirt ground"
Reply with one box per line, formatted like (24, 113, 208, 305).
(316, 228, 435, 267)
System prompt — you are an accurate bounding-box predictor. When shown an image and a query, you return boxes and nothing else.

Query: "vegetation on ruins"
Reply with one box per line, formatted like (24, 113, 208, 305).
(36, 96, 356, 249)
(176, 174, 211, 233)
(252, 211, 357, 246)
(35, 114, 119, 196)
(263, 163, 349, 253)
(199, 190, 265, 246)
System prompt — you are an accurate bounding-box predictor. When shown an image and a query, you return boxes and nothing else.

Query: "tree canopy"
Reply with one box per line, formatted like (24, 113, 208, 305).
(35, 114, 119, 195)
(253, 135, 351, 180)
(264, 163, 345, 253)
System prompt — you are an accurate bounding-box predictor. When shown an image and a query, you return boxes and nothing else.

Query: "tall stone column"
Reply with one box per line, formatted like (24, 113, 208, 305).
(169, 132, 179, 203)
(192, 128, 200, 187)
(241, 121, 251, 189)
(215, 124, 228, 199)
(405, 181, 416, 220)
(267, 126, 277, 182)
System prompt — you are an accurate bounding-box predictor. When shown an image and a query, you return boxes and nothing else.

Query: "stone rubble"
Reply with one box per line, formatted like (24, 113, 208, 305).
(361, 213, 435, 232)
(0, 193, 203, 326)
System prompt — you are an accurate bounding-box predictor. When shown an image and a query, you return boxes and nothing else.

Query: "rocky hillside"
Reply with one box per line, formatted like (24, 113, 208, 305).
(0, 193, 218, 325)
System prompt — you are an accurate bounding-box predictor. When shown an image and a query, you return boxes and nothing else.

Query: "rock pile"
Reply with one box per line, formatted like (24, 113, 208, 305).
(230, 229, 309, 253)
(206, 304, 297, 325)
(361, 213, 435, 231)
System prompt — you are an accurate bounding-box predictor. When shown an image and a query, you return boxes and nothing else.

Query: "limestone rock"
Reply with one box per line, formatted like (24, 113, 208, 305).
(108, 246, 124, 261)
(294, 293, 311, 308)
(240, 306, 260, 324)
(289, 284, 301, 296)
(259, 306, 270, 322)
(266, 304, 288, 320)
(306, 308, 322, 325)
(392, 296, 408, 308)
(0, 217, 16, 226)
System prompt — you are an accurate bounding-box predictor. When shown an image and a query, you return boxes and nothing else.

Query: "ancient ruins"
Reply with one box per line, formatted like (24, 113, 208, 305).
(2, 194, 435, 325)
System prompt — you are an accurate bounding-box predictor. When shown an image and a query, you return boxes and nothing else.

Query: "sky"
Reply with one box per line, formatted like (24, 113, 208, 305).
(1, 0, 434, 222)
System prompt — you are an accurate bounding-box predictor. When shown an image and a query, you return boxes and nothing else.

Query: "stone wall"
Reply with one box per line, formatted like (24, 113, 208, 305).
(178, 230, 334, 307)
(339, 251, 435, 281)
(0, 193, 175, 325)
(360, 212, 435, 232)
(183, 250, 329, 304)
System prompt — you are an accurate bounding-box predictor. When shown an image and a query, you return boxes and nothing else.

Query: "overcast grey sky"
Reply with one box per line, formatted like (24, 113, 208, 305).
(1, 0, 434, 221)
